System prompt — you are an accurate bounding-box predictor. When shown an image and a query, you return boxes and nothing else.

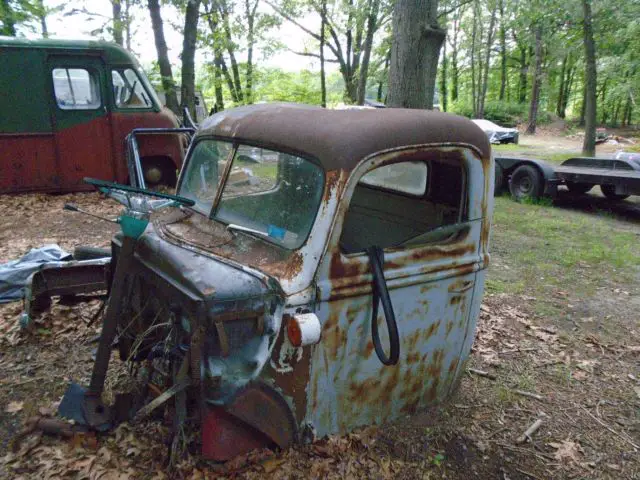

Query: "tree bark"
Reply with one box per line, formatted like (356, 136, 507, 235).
(35, 0, 48, 37)
(440, 36, 447, 112)
(213, 56, 225, 111)
(148, 0, 180, 114)
(599, 78, 607, 125)
(449, 7, 461, 102)
(581, 0, 597, 156)
(112, 0, 123, 46)
(387, 0, 444, 109)
(556, 54, 567, 118)
(478, 4, 497, 118)
(357, 0, 380, 105)
(218, 0, 244, 103)
(244, 0, 259, 104)
(525, 25, 543, 134)
(320, 0, 327, 107)
(498, 0, 506, 101)
(181, 0, 201, 119)
(470, 3, 478, 115)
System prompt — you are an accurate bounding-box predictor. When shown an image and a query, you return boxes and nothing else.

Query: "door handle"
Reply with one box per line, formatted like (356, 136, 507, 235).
(449, 280, 474, 293)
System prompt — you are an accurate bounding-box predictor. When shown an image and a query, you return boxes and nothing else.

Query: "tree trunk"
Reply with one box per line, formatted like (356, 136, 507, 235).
(387, 0, 444, 109)
(478, 5, 497, 118)
(244, 0, 258, 104)
(125, 0, 132, 50)
(36, 0, 48, 37)
(498, 0, 506, 101)
(556, 54, 566, 118)
(517, 45, 528, 104)
(213, 56, 224, 111)
(525, 25, 543, 134)
(449, 8, 461, 102)
(600, 78, 608, 125)
(219, 0, 244, 103)
(112, 0, 124, 46)
(440, 37, 447, 112)
(357, 0, 380, 105)
(320, 0, 327, 107)
(581, 0, 597, 156)
(470, 5, 478, 116)
(148, 0, 179, 114)
(181, 0, 201, 119)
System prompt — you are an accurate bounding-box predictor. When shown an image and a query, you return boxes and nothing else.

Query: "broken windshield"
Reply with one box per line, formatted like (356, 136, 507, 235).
(179, 140, 324, 250)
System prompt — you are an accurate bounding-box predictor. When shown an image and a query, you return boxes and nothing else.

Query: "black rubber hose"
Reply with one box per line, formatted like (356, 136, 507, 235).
(366, 246, 400, 366)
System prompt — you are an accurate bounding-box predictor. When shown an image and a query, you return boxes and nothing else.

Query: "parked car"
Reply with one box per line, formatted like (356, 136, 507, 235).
(0, 37, 185, 193)
(58, 103, 494, 462)
(472, 119, 519, 144)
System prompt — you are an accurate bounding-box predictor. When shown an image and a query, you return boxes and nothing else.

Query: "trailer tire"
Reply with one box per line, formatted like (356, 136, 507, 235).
(601, 184, 629, 201)
(566, 182, 593, 194)
(509, 164, 543, 201)
(494, 162, 505, 195)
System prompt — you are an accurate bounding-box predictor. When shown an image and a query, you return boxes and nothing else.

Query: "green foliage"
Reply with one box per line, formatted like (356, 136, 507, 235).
(450, 100, 554, 126)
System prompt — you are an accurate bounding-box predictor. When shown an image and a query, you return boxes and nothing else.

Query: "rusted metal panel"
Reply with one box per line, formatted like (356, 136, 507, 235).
(198, 104, 492, 171)
(0, 133, 59, 193)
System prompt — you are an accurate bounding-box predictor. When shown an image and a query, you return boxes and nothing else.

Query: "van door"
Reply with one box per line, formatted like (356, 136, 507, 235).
(48, 56, 114, 189)
(306, 147, 488, 438)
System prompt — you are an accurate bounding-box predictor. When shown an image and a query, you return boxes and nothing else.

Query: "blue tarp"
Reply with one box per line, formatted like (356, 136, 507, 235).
(0, 244, 72, 303)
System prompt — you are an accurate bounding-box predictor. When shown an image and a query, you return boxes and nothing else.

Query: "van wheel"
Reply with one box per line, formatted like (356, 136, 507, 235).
(141, 158, 177, 187)
(601, 184, 629, 201)
(509, 164, 543, 201)
(566, 182, 593, 194)
(494, 162, 504, 195)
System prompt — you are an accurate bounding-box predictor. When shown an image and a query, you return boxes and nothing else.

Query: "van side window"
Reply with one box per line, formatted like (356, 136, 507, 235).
(111, 69, 152, 108)
(52, 68, 101, 110)
(339, 152, 466, 254)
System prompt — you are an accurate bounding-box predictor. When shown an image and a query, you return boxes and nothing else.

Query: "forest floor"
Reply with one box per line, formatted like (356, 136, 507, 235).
(1, 132, 639, 479)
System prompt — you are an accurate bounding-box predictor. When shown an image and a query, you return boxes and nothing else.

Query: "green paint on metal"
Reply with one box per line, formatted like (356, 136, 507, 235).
(0, 37, 140, 66)
(0, 47, 52, 133)
(119, 215, 149, 239)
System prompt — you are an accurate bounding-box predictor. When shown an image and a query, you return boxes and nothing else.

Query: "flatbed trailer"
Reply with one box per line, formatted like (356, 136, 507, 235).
(495, 155, 640, 201)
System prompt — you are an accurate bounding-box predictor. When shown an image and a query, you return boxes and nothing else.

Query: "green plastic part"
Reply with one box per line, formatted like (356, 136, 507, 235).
(119, 215, 149, 239)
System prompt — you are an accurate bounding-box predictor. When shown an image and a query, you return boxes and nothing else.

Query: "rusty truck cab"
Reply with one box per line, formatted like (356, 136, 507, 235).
(113, 103, 493, 461)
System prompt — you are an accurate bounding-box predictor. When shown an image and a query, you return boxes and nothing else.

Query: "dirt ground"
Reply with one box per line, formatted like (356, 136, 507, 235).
(1, 133, 639, 479)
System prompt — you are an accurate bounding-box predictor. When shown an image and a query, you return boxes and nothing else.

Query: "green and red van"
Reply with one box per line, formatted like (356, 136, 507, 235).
(0, 37, 184, 193)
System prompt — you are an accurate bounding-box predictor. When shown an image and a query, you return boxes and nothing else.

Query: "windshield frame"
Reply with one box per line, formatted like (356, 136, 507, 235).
(177, 135, 326, 250)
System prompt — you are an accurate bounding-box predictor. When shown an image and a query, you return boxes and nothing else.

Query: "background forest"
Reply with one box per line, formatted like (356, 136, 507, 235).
(1, 0, 639, 133)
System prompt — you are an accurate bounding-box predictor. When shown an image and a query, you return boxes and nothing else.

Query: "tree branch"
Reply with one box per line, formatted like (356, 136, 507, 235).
(290, 50, 339, 62)
(438, 0, 473, 19)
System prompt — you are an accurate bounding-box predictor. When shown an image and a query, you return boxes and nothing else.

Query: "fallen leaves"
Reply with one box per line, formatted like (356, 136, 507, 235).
(5, 400, 24, 414)
(548, 440, 583, 464)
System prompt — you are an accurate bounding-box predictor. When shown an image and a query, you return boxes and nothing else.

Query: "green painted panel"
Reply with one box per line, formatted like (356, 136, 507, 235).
(0, 48, 52, 133)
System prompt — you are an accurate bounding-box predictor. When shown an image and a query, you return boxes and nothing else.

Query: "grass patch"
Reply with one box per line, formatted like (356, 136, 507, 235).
(493, 143, 532, 153)
(489, 196, 640, 314)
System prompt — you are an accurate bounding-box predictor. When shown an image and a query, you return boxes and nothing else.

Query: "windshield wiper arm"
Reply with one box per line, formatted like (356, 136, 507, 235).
(226, 223, 269, 238)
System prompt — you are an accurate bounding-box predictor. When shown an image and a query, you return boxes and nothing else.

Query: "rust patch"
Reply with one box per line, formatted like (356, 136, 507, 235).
(261, 251, 304, 280)
(329, 252, 369, 280)
(448, 358, 459, 375)
(266, 326, 311, 423)
(404, 329, 421, 353)
(445, 320, 454, 337)
(423, 319, 441, 341)
(322, 169, 343, 204)
(450, 295, 462, 305)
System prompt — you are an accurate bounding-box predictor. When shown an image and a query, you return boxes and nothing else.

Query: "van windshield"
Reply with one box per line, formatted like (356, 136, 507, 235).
(179, 140, 324, 249)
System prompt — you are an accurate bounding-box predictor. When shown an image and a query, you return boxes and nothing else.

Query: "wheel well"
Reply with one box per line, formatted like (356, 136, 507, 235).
(140, 156, 178, 187)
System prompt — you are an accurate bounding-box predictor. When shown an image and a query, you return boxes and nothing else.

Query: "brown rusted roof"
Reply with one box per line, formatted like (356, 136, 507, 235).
(198, 103, 491, 171)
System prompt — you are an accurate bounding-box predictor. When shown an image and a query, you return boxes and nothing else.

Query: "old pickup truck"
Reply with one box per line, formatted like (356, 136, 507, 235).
(57, 103, 494, 463)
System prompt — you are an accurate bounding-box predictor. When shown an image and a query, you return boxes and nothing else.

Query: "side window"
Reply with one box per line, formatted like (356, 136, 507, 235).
(339, 152, 466, 254)
(52, 68, 101, 110)
(111, 68, 152, 108)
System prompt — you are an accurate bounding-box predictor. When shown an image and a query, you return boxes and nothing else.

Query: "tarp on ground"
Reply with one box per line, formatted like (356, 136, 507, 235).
(0, 244, 72, 303)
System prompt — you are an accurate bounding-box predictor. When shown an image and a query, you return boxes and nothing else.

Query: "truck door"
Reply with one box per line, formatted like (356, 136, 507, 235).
(48, 56, 114, 189)
(307, 146, 489, 438)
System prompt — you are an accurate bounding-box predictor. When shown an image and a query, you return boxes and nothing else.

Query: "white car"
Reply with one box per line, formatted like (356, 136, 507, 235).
(472, 119, 519, 145)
